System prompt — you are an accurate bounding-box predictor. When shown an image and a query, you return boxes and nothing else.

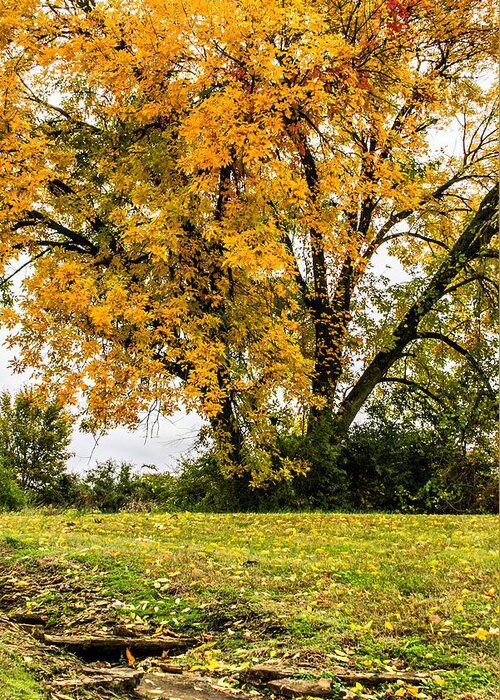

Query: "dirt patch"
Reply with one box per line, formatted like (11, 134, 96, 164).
(137, 672, 262, 700)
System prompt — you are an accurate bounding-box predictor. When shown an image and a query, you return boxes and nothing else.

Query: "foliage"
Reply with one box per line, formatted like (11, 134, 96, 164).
(336, 421, 497, 514)
(0, 389, 73, 501)
(121, 468, 177, 510)
(0, 423, 494, 514)
(0, 463, 25, 511)
(75, 459, 146, 512)
(0, 0, 497, 479)
(277, 417, 350, 511)
(167, 451, 300, 512)
(130, 418, 497, 513)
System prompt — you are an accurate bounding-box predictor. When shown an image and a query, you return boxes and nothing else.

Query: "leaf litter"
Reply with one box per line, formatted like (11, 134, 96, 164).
(0, 512, 497, 699)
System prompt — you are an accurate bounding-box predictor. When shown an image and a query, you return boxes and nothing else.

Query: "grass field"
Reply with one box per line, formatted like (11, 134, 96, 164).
(0, 511, 497, 699)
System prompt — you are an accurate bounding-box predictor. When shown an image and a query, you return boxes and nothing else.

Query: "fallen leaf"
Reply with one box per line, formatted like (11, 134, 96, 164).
(474, 628, 489, 641)
(428, 614, 442, 625)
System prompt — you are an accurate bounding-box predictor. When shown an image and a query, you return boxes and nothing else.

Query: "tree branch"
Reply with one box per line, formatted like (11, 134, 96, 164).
(282, 233, 309, 298)
(362, 172, 473, 264)
(415, 332, 495, 398)
(379, 377, 441, 404)
(0, 251, 48, 288)
(443, 274, 497, 297)
(13, 211, 99, 255)
(335, 183, 498, 432)
(380, 230, 451, 250)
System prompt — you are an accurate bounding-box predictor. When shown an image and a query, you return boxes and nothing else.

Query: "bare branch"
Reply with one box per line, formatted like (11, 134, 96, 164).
(0, 251, 48, 288)
(13, 211, 99, 255)
(381, 230, 451, 250)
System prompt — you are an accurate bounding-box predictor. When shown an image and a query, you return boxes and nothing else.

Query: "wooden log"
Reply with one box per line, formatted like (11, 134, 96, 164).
(42, 633, 197, 657)
(268, 678, 334, 698)
(331, 671, 430, 685)
(51, 668, 143, 691)
(242, 664, 430, 687)
(239, 665, 297, 682)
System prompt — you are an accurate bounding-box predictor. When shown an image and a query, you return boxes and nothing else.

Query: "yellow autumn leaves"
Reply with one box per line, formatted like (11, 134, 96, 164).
(0, 0, 497, 474)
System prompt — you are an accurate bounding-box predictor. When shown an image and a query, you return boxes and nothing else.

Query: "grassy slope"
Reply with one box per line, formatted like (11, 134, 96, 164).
(0, 636, 47, 700)
(0, 512, 497, 699)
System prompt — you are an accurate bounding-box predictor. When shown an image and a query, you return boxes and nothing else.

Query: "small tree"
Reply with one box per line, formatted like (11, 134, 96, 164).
(0, 388, 73, 499)
(80, 460, 137, 512)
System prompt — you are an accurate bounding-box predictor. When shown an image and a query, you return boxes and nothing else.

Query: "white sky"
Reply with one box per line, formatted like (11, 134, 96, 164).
(0, 327, 201, 473)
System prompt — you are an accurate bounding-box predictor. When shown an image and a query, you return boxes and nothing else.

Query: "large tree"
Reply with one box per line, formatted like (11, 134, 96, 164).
(0, 0, 497, 480)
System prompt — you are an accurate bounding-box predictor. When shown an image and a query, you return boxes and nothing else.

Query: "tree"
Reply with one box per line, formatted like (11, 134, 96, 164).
(79, 460, 139, 512)
(0, 389, 73, 496)
(0, 0, 497, 481)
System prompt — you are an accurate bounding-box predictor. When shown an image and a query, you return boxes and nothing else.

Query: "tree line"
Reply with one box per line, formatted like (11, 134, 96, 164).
(0, 389, 496, 513)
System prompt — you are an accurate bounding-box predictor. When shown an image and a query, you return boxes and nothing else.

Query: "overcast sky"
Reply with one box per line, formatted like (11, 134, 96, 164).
(0, 327, 201, 473)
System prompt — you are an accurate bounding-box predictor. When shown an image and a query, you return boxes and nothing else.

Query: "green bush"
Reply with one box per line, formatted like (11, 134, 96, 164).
(0, 463, 26, 511)
(167, 416, 498, 514)
(277, 416, 350, 511)
(76, 460, 137, 512)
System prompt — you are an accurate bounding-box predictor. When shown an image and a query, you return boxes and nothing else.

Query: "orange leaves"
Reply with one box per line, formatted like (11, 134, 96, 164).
(0, 0, 496, 469)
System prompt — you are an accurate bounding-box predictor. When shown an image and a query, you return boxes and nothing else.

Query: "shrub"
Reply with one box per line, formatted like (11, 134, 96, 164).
(0, 463, 25, 511)
(77, 460, 137, 512)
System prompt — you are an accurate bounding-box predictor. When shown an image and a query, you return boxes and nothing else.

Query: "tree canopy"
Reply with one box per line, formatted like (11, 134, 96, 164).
(0, 0, 497, 481)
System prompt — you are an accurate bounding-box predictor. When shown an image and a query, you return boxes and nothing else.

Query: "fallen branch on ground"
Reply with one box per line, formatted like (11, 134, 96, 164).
(42, 633, 198, 656)
(51, 667, 144, 691)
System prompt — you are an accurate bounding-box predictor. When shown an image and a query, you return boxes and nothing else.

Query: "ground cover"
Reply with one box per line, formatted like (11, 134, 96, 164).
(0, 512, 497, 699)
(0, 633, 47, 700)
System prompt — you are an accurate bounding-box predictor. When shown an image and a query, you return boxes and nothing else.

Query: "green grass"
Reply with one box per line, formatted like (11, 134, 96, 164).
(0, 636, 47, 700)
(0, 512, 497, 699)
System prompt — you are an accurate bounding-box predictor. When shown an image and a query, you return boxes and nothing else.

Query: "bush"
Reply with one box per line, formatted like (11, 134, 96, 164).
(168, 416, 498, 514)
(76, 460, 138, 512)
(277, 417, 350, 511)
(123, 470, 177, 511)
(405, 447, 498, 514)
(331, 420, 497, 514)
(0, 463, 26, 511)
